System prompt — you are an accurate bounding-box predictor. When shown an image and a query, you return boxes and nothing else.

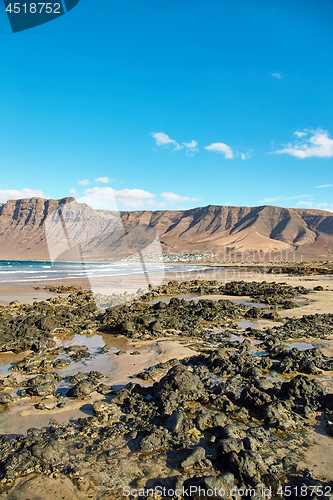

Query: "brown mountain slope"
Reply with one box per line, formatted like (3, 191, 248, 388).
(0, 197, 332, 261)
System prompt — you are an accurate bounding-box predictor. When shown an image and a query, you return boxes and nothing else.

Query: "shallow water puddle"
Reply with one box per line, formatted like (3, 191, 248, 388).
(54, 353, 114, 377)
(0, 363, 14, 374)
(211, 332, 263, 345)
(0, 350, 34, 375)
(59, 333, 106, 351)
(282, 341, 314, 351)
(0, 333, 138, 378)
(54, 333, 138, 377)
(211, 331, 314, 354)
(238, 319, 269, 329)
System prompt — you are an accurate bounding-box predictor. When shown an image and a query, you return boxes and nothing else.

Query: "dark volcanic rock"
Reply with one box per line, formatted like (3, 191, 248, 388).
(66, 380, 96, 399)
(280, 374, 327, 401)
(22, 382, 56, 398)
(31, 440, 66, 465)
(0, 393, 12, 405)
(164, 410, 185, 433)
(153, 365, 205, 413)
(181, 446, 207, 469)
(229, 450, 267, 481)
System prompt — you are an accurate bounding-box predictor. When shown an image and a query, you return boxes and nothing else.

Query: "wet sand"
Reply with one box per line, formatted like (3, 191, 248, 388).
(0, 340, 197, 436)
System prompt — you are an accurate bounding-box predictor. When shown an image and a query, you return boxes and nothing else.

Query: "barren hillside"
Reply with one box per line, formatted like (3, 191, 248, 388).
(0, 197, 332, 261)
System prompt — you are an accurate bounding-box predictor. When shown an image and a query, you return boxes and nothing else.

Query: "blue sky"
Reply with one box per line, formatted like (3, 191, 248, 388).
(1, 0, 333, 212)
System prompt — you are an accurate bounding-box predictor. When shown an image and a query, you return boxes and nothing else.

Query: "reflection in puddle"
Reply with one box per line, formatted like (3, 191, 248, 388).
(238, 319, 268, 329)
(211, 331, 315, 354)
(60, 333, 106, 351)
(282, 342, 314, 351)
(0, 330, 146, 380)
(57, 332, 131, 352)
(0, 364, 14, 374)
(212, 332, 263, 346)
(0, 351, 32, 374)
(54, 353, 114, 378)
(54, 334, 124, 377)
(249, 349, 268, 356)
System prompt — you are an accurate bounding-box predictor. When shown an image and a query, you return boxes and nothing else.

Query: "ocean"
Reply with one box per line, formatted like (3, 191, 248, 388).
(0, 260, 211, 284)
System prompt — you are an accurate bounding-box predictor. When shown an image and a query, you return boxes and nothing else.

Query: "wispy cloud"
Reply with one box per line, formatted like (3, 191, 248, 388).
(0, 188, 45, 203)
(295, 201, 315, 208)
(259, 197, 281, 203)
(204, 142, 234, 159)
(295, 200, 329, 210)
(271, 72, 282, 79)
(76, 184, 201, 210)
(69, 188, 76, 195)
(294, 131, 307, 138)
(259, 194, 331, 211)
(272, 128, 333, 158)
(78, 179, 90, 186)
(146, 200, 168, 209)
(183, 140, 199, 155)
(151, 132, 183, 151)
(315, 184, 333, 188)
(259, 194, 312, 203)
(95, 177, 110, 184)
(240, 150, 253, 160)
(160, 192, 200, 204)
(77, 186, 156, 210)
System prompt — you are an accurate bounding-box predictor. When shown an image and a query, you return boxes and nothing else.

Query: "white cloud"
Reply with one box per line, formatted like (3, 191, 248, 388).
(160, 192, 200, 204)
(146, 200, 168, 209)
(78, 179, 90, 186)
(77, 186, 156, 210)
(273, 128, 333, 158)
(95, 177, 110, 184)
(69, 188, 76, 195)
(151, 132, 200, 155)
(315, 184, 333, 188)
(183, 140, 199, 155)
(295, 200, 329, 210)
(204, 142, 234, 159)
(183, 140, 198, 149)
(259, 197, 281, 203)
(151, 132, 183, 151)
(0, 188, 45, 203)
(271, 72, 282, 79)
(259, 194, 312, 203)
(294, 131, 307, 138)
(240, 150, 253, 160)
(295, 201, 313, 208)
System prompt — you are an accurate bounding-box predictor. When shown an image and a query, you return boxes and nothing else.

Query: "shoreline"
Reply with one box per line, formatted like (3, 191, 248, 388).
(1, 268, 332, 307)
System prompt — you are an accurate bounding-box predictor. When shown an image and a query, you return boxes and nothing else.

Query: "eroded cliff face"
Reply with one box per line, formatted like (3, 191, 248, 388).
(0, 197, 332, 260)
(0, 197, 73, 260)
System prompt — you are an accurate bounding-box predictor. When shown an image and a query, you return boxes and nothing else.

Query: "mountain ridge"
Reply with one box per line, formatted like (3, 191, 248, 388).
(0, 197, 332, 261)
